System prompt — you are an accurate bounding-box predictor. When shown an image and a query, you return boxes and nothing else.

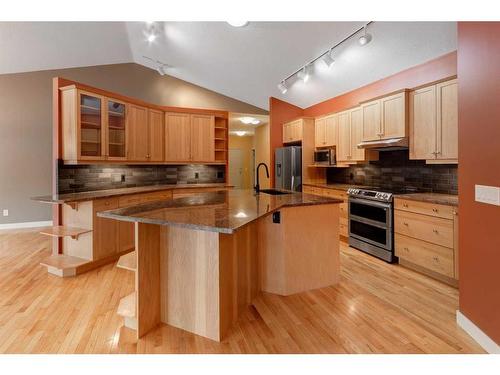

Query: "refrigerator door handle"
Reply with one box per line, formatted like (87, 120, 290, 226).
(277, 163, 281, 177)
(291, 175, 295, 190)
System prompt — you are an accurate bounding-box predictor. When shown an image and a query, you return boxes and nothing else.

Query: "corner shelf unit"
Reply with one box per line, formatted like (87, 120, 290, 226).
(214, 117, 228, 163)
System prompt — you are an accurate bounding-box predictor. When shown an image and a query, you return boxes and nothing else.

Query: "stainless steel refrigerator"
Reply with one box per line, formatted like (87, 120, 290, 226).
(275, 146, 302, 192)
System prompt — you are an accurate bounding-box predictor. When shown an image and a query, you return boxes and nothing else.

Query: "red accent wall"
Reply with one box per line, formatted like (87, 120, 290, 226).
(303, 51, 457, 117)
(269, 97, 304, 186)
(457, 22, 500, 345)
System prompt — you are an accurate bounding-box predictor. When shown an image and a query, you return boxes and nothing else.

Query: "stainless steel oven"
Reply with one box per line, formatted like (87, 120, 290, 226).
(347, 188, 395, 263)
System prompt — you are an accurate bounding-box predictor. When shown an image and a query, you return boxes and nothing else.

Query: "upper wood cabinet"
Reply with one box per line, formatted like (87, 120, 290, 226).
(165, 113, 215, 162)
(148, 109, 164, 162)
(127, 104, 149, 161)
(283, 119, 303, 144)
(106, 99, 127, 160)
(315, 114, 338, 148)
(362, 92, 407, 141)
(337, 107, 373, 163)
(191, 114, 215, 162)
(409, 79, 458, 163)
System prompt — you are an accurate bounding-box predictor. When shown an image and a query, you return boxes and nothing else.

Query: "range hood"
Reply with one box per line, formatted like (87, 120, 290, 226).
(357, 137, 409, 151)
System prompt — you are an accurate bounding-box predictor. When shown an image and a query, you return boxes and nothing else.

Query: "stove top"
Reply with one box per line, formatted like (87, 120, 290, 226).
(347, 186, 419, 202)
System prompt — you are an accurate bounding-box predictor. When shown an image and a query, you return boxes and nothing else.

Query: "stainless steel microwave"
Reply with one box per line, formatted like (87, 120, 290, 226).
(313, 149, 336, 165)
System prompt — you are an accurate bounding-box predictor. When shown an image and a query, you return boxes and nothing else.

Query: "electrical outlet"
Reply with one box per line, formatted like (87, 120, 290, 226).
(475, 185, 500, 206)
(2, 209, 8, 217)
(194, 172, 199, 179)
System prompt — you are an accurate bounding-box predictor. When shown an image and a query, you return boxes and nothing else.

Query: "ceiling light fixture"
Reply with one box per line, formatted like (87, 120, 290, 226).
(276, 21, 373, 94)
(322, 49, 335, 68)
(227, 21, 249, 27)
(277, 81, 288, 94)
(147, 33, 157, 43)
(358, 25, 373, 46)
(240, 117, 260, 125)
(235, 131, 246, 136)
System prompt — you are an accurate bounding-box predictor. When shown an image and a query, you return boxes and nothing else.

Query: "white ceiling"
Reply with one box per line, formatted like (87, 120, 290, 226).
(0, 22, 457, 110)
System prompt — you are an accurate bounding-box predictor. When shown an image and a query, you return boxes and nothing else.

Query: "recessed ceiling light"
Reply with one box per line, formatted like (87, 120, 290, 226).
(227, 21, 249, 27)
(240, 117, 260, 125)
(235, 131, 246, 136)
(235, 211, 248, 218)
(277, 81, 288, 94)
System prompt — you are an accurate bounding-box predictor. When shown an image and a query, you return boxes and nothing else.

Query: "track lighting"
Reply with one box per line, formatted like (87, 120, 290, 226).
(143, 56, 172, 76)
(277, 81, 288, 94)
(276, 22, 373, 94)
(157, 65, 166, 76)
(322, 49, 335, 68)
(358, 25, 372, 46)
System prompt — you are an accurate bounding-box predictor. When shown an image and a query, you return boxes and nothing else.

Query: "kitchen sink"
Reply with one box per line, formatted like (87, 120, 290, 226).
(258, 189, 292, 195)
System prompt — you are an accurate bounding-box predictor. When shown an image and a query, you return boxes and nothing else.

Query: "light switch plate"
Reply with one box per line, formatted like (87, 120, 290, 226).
(2, 209, 8, 217)
(475, 185, 500, 206)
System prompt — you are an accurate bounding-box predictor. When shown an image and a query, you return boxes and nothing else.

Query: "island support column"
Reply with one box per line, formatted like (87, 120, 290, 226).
(134, 221, 259, 341)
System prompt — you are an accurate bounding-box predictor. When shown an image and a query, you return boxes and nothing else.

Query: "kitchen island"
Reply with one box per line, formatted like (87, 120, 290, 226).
(98, 189, 342, 341)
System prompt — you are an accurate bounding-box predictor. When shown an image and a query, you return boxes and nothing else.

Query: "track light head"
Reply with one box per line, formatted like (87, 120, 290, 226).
(297, 65, 312, 83)
(358, 25, 372, 46)
(277, 81, 288, 94)
(157, 65, 166, 76)
(322, 50, 335, 68)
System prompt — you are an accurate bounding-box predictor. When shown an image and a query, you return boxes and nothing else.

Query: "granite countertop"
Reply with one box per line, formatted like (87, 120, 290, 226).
(303, 182, 373, 191)
(32, 183, 233, 204)
(394, 193, 458, 206)
(97, 189, 343, 234)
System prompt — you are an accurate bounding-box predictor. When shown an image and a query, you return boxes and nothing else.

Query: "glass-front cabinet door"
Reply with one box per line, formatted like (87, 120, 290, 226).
(79, 91, 105, 159)
(106, 99, 127, 160)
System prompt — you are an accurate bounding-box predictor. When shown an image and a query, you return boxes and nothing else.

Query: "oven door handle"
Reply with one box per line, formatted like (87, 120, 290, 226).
(348, 197, 391, 209)
(349, 215, 389, 229)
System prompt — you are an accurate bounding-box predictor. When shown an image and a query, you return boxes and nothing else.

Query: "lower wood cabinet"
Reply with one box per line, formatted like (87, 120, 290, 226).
(93, 198, 120, 259)
(394, 198, 458, 285)
(302, 185, 348, 238)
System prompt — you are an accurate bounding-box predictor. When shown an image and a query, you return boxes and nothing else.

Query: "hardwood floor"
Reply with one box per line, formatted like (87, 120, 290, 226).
(0, 229, 483, 354)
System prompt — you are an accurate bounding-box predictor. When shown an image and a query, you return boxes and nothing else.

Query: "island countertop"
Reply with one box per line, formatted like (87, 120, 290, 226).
(97, 189, 342, 234)
(31, 183, 232, 204)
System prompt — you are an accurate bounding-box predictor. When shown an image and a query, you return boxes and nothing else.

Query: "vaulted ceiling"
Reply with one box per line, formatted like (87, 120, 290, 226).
(0, 22, 457, 110)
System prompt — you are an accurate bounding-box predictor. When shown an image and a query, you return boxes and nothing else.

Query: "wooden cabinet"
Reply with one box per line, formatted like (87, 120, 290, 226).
(106, 98, 127, 160)
(191, 114, 215, 162)
(148, 109, 164, 161)
(165, 113, 215, 162)
(409, 79, 458, 163)
(315, 114, 338, 147)
(362, 92, 407, 141)
(394, 197, 458, 284)
(337, 107, 371, 163)
(283, 119, 303, 144)
(127, 105, 149, 161)
(93, 198, 120, 260)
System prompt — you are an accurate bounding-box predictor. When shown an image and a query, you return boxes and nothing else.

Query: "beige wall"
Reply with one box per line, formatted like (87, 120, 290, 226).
(0, 63, 267, 224)
(254, 123, 271, 189)
(228, 135, 254, 189)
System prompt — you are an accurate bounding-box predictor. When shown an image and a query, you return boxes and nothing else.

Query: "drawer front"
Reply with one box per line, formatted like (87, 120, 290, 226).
(173, 187, 229, 198)
(302, 186, 323, 196)
(395, 234, 454, 277)
(339, 217, 348, 237)
(118, 193, 146, 208)
(322, 188, 347, 201)
(94, 197, 120, 211)
(395, 210, 454, 248)
(394, 198, 455, 220)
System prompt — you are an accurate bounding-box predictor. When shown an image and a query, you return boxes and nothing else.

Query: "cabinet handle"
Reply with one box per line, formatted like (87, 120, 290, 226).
(432, 208, 438, 213)
(403, 222, 409, 226)
(433, 229, 439, 234)
(404, 247, 409, 252)
(403, 203, 409, 208)
(433, 256, 440, 262)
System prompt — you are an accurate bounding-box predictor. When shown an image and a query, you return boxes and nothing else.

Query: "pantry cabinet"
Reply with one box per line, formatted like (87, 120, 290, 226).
(361, 91, 407, 141)
(315, 114, 338, 147)
(409, 79, 458, 163)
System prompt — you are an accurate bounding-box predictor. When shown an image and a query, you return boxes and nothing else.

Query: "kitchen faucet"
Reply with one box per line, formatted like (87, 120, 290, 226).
(254, 163, 269, 193)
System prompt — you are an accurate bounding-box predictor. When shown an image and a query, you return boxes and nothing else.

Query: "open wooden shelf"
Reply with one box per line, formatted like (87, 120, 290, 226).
(117, 293, 136, 318)
(40, 226, 92, 240)
(116, 251, 136, 272)
(40, 254, 91, 277)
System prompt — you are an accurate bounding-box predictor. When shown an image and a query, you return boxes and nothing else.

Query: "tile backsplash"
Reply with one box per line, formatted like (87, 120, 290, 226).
(58, 163, 226, 194)
(327, 150, 457, 194)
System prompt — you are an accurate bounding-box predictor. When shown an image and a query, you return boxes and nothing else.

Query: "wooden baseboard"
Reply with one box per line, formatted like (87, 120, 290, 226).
(399, 258, 458, 287)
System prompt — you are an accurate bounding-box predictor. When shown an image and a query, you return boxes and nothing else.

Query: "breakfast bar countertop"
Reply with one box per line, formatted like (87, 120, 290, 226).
(97, 189, 342, 234)
(31, 183, 233, 204)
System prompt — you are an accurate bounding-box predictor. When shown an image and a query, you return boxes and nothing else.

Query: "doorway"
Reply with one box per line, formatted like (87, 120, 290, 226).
(228, 149, 244, 188)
